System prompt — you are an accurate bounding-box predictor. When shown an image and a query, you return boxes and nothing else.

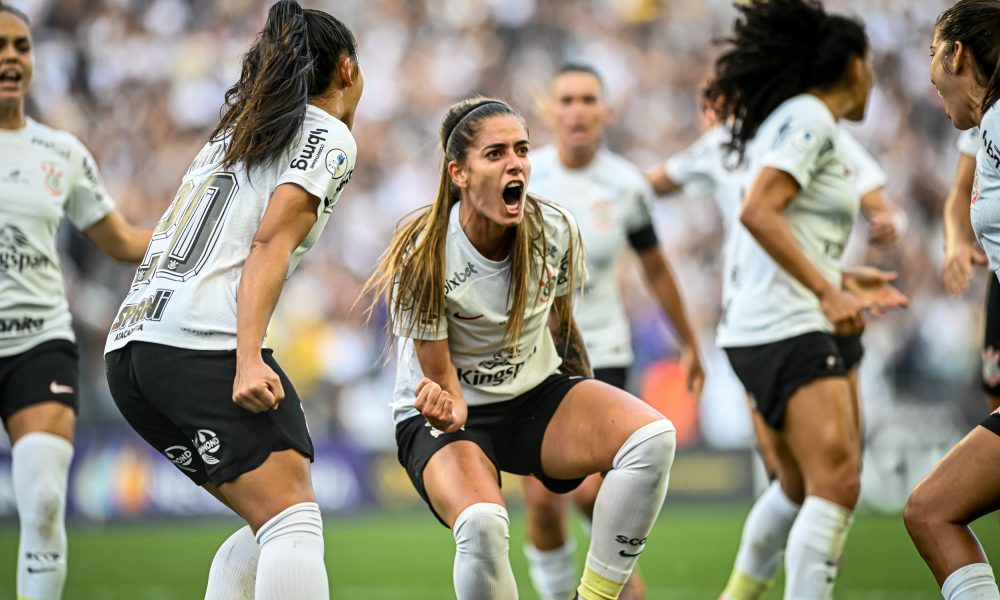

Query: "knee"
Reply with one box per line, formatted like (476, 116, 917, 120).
(453, 503, 510, 558)
(21, 485, 65, 533)
(614, 420, 676, 473)
(903, 484, 944, 538)
(808, 445, 860, 508)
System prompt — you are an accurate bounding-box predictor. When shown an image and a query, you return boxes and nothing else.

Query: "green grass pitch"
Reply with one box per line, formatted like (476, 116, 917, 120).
(0, 505, 996, 598)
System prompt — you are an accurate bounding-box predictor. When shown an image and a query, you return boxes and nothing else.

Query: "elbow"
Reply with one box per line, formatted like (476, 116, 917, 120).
(739, 204, 765, 233)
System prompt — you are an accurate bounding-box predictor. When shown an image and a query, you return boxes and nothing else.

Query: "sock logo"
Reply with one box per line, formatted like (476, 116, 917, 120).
(25, 550, 62, 573)
(615, 535, 646, 557)
(194, 429, 221, 465)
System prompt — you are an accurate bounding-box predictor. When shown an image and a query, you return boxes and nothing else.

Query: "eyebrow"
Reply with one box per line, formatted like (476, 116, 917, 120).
(482, 140, 530, 151)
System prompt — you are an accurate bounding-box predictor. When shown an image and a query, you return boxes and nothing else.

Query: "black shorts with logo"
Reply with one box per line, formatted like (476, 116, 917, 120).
(395, 373, 586, 527)
(105, 341, 313, 487)
(725, 331, 862, 431)
(983, 276, 1000, 395)
(0, 339, 79, 421)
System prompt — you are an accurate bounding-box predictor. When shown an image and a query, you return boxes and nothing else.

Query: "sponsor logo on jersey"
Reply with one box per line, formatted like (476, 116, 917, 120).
(30, 137, 72, 160)
(164, 445, 197, 473)
(290, 127, 328, 171)
(110, 289, 174, 334)
(985, 129, 1000, 171)
(0, 168, 28, 185)
(0, 224, 51, 274)
(456, 345, 537, 387)
(0, 316, 44, 336)
(41, 162, 64, 196)
(81, 156, 100, 187)
(444, 261, 478, 294)
(325, 148, 350, 179)
(194, 429, 221, 465)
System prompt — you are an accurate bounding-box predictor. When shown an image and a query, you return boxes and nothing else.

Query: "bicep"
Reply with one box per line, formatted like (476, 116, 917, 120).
(743, 167, 801, 215)
(951, 154, 978, 202)
(254, 183, 321, 248)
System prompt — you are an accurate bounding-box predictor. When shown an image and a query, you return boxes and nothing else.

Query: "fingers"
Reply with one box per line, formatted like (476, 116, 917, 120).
(233, 367, 284, 413)
(414, 378, 455, 429)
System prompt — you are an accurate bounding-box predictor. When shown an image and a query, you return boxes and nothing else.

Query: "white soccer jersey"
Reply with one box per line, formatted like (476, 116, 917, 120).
(717, 94, 861, 348)
(959, 127, 982, 157)
(528, 145, 654, 369)
(0, 119, 115, 356)
(838, 128, 887, 198)
(971, 106, 1000, 275)
(105, 106, 356, 353)
(390, 200, 585, 424)
(664, 125, 747, 230)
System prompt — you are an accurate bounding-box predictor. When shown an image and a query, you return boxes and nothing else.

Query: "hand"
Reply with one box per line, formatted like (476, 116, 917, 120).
(818, 285, 869, 336)
(942, 241, 988, 297)
(680, 345, 705, 400)
(233, 357, 285, 413)
(414, 377, 466, 433)
(842, 266, 909, 317)
(866, 211, 901, 246)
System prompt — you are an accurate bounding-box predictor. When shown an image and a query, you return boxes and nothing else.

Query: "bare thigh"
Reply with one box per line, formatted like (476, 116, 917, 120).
(5, 402, 75, 445)
(217, 448, 317, 533)
(423, 440, 505, 528)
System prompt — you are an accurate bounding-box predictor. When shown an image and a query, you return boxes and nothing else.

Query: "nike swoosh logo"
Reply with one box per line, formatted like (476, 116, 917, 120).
(27, 566, 57, 574)
(452, 312, 483, 321)
(49, 380, 74, 395)
(618, 549, 642, 557)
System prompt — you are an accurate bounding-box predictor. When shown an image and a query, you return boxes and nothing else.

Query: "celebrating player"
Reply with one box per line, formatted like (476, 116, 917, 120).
(0, 4, 151, 599)
(102, 2, 362, 598)
(905, 1, 1000, 597)
(702, 0, 904, 596)
(521, 63, 704, 600)
(365, 96, 677, 600)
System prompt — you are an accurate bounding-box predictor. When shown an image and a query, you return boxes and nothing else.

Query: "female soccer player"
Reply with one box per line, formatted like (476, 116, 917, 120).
(702, 0, 889, 596)
(521, 63, 703, 600)
(365, 96, 676, 600)
(905, 1, 1000, 597)
(103, 2, 362, 598)
(0, 4, 151, 598)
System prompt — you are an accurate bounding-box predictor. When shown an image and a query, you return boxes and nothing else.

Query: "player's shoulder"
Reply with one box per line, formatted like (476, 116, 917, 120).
(982, 102, 1000, 133)
(23, 118, 88, 161)
(300, 106, 356, 152)
(536, 196, 576, 232)
(595, 148, 648, 191)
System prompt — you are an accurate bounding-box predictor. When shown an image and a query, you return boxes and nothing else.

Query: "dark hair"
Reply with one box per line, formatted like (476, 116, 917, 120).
(210, 0, 358, 171)
(704, 0, 868, 161)
(936, 0, 1000, 115)
(0, 2, 30, 25)
(555, 62, 605, 91)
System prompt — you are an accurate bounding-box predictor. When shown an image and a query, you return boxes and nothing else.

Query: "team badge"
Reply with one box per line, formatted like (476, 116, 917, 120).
(41, 162, 63, 197)
(325, 148, 349, 179)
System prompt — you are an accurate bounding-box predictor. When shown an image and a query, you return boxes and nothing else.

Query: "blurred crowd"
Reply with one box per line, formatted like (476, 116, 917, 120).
(9, 0, 988, 454)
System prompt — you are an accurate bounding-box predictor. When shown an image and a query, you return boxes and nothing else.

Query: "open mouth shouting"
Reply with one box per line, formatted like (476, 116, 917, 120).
(502, 180, 525, 215)
(0, 67, 22, 93)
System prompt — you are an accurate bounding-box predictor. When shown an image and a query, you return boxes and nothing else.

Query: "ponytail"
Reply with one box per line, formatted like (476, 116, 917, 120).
(210, 0, 358, 171)
(936, 0, 1000, 114)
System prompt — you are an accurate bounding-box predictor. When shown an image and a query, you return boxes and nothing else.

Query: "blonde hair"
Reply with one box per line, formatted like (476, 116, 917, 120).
(363, 97, 580, 350)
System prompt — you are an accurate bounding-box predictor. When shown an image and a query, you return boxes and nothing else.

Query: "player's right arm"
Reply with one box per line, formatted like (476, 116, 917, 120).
(645, 167, 681, 196)
(413, 338, 467, 432)
(942, 152, 987, 297)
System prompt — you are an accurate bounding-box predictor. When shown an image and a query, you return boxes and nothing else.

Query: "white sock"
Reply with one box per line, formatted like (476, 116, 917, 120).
(784, 496, 853, 600)
(453, 502, 518, 600)
(734, 481, 802, 581)
(13, 432, 73, 600)
(942, 564, 1000, 600)
(254, 502, 328, 600)
(205, 525, 259, 600)
(526, 540, 577, 600)
(580, 420, 675, 598)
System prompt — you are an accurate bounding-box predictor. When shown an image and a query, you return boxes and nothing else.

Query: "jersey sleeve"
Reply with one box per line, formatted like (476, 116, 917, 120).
(554, 207, 587, 298)
(663, 127, 723, 192)
(758, 101, 838, 190)
(958, 128, 982, 157)
(624, 180, 659, 252)
(838, 129, 887, 197)
(65, 139, 116, 230)
(276, 123, 357, 216)
(389, 275, 449, 341)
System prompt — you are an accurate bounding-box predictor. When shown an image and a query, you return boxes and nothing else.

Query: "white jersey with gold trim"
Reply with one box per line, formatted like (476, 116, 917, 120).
(0, 119, 115, 356)
(390, 200, 585, 424)
(528, 145, 654, 369)
(105, 106, 356, 353)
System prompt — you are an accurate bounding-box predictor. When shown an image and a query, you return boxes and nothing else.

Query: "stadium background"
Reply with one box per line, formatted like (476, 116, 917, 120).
(0, 0, 995, 596)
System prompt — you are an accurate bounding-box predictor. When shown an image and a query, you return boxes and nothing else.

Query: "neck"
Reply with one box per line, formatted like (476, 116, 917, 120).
(309, 90, 353, 130)
(458, 200, 514, 261)
(557, 142, 598, 170)
(0, 100, 25, 130)
(972, 88, 989, 127)
(809, 87, 852, 121)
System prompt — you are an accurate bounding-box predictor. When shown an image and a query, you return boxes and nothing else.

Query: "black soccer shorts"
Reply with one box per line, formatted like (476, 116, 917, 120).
(0, 339, 79, 421)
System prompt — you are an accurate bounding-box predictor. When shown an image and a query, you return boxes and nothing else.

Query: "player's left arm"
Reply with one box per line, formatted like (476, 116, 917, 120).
(860, 187, 905, 246)
(548, 294, 593, 378)
(84, 212, 152, 263)
(232, 183, 319, 413)
(635, 245, 705, 396)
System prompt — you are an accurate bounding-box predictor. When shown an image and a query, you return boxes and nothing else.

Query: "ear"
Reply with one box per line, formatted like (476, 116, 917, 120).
(948, 40, 967, 74)
(447, 160, 468, 189)
(338, 55, 355, 87)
